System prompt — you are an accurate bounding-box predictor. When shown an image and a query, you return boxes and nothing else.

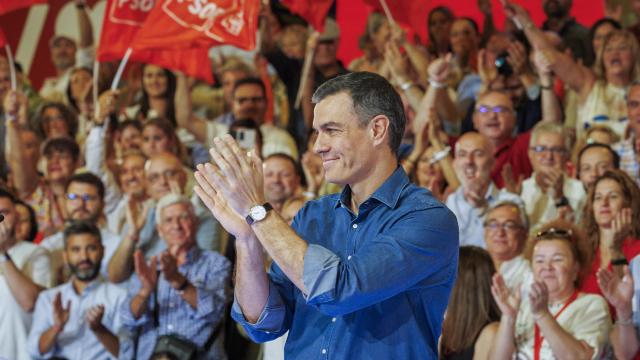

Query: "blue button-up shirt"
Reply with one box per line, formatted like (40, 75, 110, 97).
(120, 247, 231, 360)
(27, 277, 127, 360)
(232, 167, 459, 359)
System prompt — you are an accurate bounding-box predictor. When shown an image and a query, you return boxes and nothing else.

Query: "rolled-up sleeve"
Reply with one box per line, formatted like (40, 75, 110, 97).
(185, 257, 230, 321)
(119, 278, 153, 331)
(302, 206, 459, 317)
(231, 280, 289, 343)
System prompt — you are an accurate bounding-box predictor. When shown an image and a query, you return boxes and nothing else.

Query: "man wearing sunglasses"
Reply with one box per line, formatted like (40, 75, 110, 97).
(521, 122, 586, 228)
(40, 172, 121, 285)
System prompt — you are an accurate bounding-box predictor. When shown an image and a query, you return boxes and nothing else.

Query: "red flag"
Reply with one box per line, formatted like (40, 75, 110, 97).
(0, 0, 46, 16)
(132, 0, 260, 52)
(97, 0, 213, 83)
(0, 28, 7, 48)
(280, 0, 333, 32)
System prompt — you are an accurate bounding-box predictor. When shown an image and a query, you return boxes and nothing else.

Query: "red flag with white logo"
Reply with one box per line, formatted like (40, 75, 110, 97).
(132, 0, 260, 51)
(0, 27, 7, 48)
(97, 0, 213, 83)
(280, 0, 333, 32)
(0, 0, 46, 16)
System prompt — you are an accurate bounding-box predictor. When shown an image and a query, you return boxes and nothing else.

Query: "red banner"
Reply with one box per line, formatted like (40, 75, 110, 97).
(97, 0, 213, 82)
(281, 0, 333, 32)
(132, 0, 260, 51)
(0, 28, 7, 48)
(0, 0, 46, 16)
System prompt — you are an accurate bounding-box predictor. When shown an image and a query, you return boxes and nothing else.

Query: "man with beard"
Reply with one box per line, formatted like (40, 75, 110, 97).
(520, 121, 585, 228)
(0, 188, 53, 360)
(40, 173, 121, 284)
(446, 132, 523, 247)
(263, 153, 303, 213)
(541, 0, 592, 66)
(28, 221, 126, 359)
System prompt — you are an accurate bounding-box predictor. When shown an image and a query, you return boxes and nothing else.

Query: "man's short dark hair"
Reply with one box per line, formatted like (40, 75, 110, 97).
(0, 188, 17, 204)
(311, 71, 406, 156)
(265, 153, 302, 179)
(65, 172, 106, 201)
(42, 137, 80, 163)
(63, 221, 102, 249)
(577, 143, 621, 173)
(232, 77, 266, 99)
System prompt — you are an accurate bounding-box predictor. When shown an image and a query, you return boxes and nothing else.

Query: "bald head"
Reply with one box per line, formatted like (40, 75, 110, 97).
(454, 132, 495, 187)
(145, 152, 186, 201)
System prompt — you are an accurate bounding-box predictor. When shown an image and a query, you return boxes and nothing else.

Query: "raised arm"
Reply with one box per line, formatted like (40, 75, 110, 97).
(175, 72, 208, 144)
(490, 274, 520, 360)
(75, 0, 93, 49)
(4, 90, 39, 198)
(532, 50, 563, 124)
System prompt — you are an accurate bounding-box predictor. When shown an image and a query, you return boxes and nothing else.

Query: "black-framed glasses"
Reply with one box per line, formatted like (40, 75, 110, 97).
(66, 193, 99, 202)
(529, 145, 567, 155)
(536, 227, 573, 240)
(475, 105, 513, 115)
(483, 220, 523, 233)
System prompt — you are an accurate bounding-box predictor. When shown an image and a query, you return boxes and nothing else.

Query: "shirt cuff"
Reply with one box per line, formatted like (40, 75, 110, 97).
(303, 244, 341, 305)
(231, 281, 286, 334)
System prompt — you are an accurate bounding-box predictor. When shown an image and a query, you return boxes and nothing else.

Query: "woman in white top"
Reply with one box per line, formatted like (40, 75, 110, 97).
(491, 220, 612, 360)
(504, 3, 640, 139)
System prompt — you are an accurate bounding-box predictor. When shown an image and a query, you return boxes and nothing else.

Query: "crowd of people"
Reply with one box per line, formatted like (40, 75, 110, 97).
(3, 0, 640, 358)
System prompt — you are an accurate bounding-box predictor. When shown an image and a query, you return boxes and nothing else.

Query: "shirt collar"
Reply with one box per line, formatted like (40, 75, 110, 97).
(335, 166, 409, 210)
(67, 275, 106, 296)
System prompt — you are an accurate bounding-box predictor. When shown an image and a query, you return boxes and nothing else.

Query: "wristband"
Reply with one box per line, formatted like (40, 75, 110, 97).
(176, 277, 189, 291)
(612, 258, 629, 266)
(616, 316, 634, 326)
(399, 81, 415, 91)
(554, 196, 569, 208)
(430, 146, 451, 165)
(429, 79, 447, 89)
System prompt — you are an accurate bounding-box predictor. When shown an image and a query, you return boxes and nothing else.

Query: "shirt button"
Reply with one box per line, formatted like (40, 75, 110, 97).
(352, 224, 358, 229)
(167, 324, 173, 331)
(332, 317, 336, 322)
(347, 255, 352, 260)
(322, 349, 327, 354)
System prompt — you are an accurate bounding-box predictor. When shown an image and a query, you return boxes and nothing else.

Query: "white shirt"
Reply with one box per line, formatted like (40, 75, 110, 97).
(27, 277, 127, 359)
(500, 255, 533, 295)
(446, 183, 524, 248)
(40, 227, 122, 281)
(0, 241, 53, 360)
(514, 293, 611, 359)
(520, 175, 586, 231)
(39, 46, 94, 102)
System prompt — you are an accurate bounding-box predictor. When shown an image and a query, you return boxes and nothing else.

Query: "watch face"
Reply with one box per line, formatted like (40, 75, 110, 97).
(250, 205, 267, 221)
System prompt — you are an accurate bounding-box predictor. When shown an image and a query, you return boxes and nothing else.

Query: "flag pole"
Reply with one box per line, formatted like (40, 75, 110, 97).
(111, 47, 133, 91)
(4, 44, 17, 90)
(379, 0, 396, 26)
(93, 60, 100, 120)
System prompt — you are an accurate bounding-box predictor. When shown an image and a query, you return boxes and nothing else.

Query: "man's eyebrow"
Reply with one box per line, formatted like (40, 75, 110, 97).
(316, 122, 344, 130)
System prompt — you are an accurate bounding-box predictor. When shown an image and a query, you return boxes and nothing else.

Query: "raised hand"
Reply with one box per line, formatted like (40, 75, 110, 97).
(3, 90, 28, 125)
(134, 250, 158, 296)
(385, 41, 410, 84)
(95, 90, 119, 126)
(491, 273, 521, 319)
(611, 208, 633, 250)
(427, 53, 453, 84)
(501, 163, 523, 195)
(125, 197, 149, 240)
(301, 152, 324, 195)
(597, 266, 634, 319)
(529, 281, 550, 320)
(477, 49, 498, 85)
(53, 292, 71, 333)
(507, 41, 529, 76)
(159, 251, 182, 286)
(85, 304, 105, 332)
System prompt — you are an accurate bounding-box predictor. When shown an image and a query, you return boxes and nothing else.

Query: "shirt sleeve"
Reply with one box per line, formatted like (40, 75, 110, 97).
(84, 126, 122, 215)
(27, 292, 57, 359)
(571, 296, 612, 359)
(119, 277, 154, 331)
(302, 205, 459, 317)
(29, 247, 54, 288)
(183, 255, 231, 324)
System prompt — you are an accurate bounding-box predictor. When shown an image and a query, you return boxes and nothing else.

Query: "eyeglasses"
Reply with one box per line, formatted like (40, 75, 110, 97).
(475, 105, 513, 115)
(536, 227, 573, 240)
(147, 169, 182, 184)
(529, 145, 567, 155)
(66, 193, 99, 202)
(483, 220, 523, 233)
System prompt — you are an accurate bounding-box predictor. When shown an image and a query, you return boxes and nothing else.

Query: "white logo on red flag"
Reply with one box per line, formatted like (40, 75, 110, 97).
(162, 0, 247, 42)
(109, 0, 155, 26)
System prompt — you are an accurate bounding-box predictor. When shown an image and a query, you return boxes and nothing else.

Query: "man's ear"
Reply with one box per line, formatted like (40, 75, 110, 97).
(369, 115, 390, 147)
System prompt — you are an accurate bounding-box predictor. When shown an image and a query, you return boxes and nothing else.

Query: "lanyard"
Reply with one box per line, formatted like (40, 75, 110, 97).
(533, 290, 580, 360)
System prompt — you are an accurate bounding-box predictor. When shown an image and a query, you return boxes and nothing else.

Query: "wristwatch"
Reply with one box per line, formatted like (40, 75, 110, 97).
(554, 196, 569, 208)
(245, 203, 273, 225)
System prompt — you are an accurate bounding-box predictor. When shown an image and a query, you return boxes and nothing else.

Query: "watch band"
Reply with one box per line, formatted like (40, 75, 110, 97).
(554, 196, 569, 208)
(612, 258, 629, 266)
(245, 203, 273, 225)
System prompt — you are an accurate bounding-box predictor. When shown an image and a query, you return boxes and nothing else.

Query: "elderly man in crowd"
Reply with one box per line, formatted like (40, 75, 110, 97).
(28, 221, 126, 359)
(446, 132, 523, 247)
(119, 194, 230, 359)
(613, 81, 640, 186)
(483, 200, 532, 292)
(108, 153, 221, 283)
(0, 188, 53, 360)
(40, 173, 121, 285)
(520, 122, 586, 228)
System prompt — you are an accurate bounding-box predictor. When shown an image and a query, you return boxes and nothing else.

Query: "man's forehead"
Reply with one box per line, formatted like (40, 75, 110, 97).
(161, 202, 191, 218)
(147, 156, 180, 172)
(234, 84, 264, 97)
(68, 182, 98, 193)
(534, 131, 563, 144)
(487, 205, 521, 221)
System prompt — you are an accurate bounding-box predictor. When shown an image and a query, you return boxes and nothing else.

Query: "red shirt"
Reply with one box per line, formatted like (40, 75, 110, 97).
(491, 131, 533, 189)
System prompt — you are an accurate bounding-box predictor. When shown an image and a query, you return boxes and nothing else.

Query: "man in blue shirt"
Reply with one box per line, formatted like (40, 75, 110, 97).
(194, 71, 459, 359)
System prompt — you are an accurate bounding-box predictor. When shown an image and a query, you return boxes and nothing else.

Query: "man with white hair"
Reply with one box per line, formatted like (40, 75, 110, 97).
(520, 121, 585, 228)
(446, 132, 523, 247)
(119, 194, 231, 360)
